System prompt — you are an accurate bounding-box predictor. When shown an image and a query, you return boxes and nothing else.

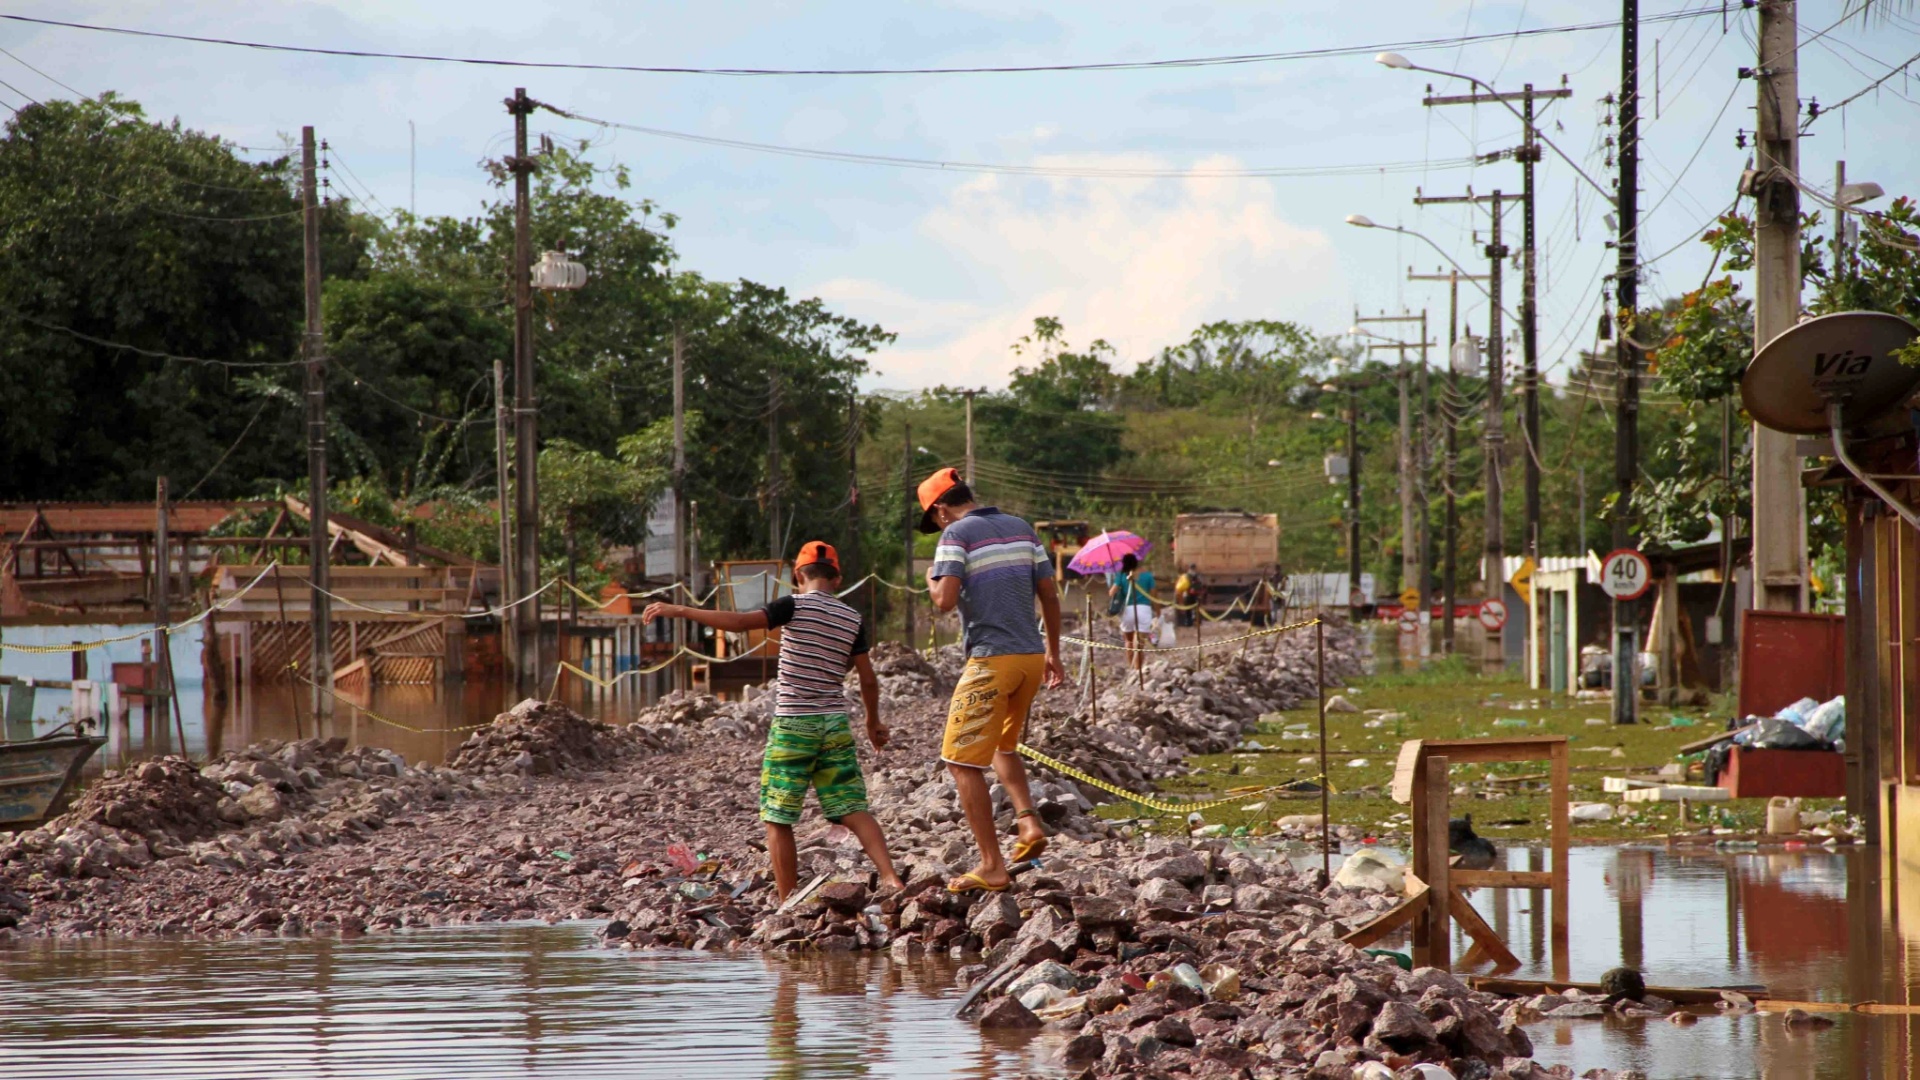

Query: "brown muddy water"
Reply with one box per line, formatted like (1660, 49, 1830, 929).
(0, 928, 1064, 1078)
(4, 625, 1917, 1078)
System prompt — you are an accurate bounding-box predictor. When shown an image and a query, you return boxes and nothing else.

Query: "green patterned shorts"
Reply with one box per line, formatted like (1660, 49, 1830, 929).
(759, 713, 870, 826)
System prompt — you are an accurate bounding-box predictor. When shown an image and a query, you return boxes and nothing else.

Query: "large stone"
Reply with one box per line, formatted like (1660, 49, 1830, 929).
(1372, 999, 1439, 1048)
(818, 882, 869, 915)
(966, 892, 1022, 944)
(1072, 894, 1129, 928)
(1136, 877, 1194, 907)
(976, 995, 1042, 1029)
(1004, 960, 1082, 1002)
(237, 784, 286, 821)
(1139, 851, 1208, 884)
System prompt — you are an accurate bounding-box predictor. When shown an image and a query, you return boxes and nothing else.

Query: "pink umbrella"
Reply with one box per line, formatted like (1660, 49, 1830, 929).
(1068, 530, 1152, 575)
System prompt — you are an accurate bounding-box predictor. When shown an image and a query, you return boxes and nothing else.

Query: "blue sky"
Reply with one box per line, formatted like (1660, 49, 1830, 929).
(9, 1, 1918, 390)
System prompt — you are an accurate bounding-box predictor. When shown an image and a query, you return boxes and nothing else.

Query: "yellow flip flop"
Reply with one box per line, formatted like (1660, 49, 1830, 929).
(1010, 835, 1049, 863)
(947, 871, 1011, 894)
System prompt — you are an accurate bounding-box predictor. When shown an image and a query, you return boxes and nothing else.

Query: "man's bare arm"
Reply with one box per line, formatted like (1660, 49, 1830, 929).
(926, 571, 962, 612)
(1036, 577, 1065, 687)
(641, 603, 769, 633)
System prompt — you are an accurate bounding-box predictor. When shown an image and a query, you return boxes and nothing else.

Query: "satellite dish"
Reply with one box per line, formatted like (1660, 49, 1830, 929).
(1740, 310, 1920, 434)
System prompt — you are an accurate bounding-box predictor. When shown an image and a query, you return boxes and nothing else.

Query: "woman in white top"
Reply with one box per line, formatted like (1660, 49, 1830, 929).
(1110, 553, 1155, 675)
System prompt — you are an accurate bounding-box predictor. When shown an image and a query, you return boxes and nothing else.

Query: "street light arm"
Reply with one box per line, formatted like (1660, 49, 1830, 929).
(1379, 224, 1522, 327)
(1401, 60, 1618, 208)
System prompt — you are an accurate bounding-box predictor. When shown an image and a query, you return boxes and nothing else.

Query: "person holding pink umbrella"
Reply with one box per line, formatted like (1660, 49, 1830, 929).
(1068, 530, 1155, 676)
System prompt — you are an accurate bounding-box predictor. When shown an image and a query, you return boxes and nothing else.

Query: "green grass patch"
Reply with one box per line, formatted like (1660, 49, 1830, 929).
(1095, 667, 1844, 843)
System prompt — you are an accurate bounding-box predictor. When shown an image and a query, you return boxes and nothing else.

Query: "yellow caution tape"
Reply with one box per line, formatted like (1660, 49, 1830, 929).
(1015, 741, 1334, 814)
(287, 664, 496, 735)
(0, 564, 282, 653)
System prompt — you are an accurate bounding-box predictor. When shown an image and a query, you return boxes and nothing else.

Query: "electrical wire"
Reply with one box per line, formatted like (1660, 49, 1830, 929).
(1806, 47, 1920, 128)
(544, 103, 1476, 180)
(0, 46, 84, 99)
(0, 308, 308, 368)
(0, 9, 1728, 78)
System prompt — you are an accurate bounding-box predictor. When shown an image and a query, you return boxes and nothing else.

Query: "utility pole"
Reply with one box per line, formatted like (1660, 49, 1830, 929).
(1410, 266, 1489, 656)
(1613, 0, 1644, 725)
(1421, 81, 1568, 568)
(153, 476, 172, 718)
(1750, 0, 1807, 614)
(1338, 384, 1362, 622)
(846, 390, 861, 597)
(493, 357, 513, 663)
(1521, 85, 1543, 563)
(507, 87, 541, 698)
(1485, 190, 1506, 670)
(767, 369, 782, 560)
(1354, 311, 1431, 616)
(672, 328, 687, 690)
(902, 422, 915, 647)
(962, 388, 977, 484)
(301, 125, 333, 720)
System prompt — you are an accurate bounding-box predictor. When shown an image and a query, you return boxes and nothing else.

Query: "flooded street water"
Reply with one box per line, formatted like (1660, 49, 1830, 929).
(0, 926, 1065, 1079)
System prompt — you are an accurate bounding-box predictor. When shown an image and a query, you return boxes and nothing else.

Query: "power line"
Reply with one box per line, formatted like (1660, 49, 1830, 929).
(0, 46, 83, 99)
(0, 308, 308, 368)
(1, 8, 1726, 78)
(544, 104, 1476, 179)
(1806, 47, 1920, 128)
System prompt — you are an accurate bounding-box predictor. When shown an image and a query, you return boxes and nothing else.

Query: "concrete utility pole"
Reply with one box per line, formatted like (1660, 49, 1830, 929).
(1345, 387, 1362, 622)
(507, 88, 541, 698)
(672, 328, 687, 690)
(1422, 81, 1569, 566)
(1613, 0, 1643, 725)
(493, 357, 513, 662)
(962, 388, 977, 484)
(301, 125, 333, 720)
(1353, 311, 1431, 614)
(1410, 266, 1490, 656)
(1750, 0, 1807, 614)
(845, 389, 861, 593)
(1484, 192, 1507, 619)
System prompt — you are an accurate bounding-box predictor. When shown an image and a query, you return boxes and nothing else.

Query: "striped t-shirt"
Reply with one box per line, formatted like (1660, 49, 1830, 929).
(931, 506, 1052, 657)
(761, 591, 871, 716)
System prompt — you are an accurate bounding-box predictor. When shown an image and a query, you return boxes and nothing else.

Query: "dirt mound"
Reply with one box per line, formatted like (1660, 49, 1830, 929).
(451, 699, 653, 776)
(862, 641, 945, 708)
(630, 689, 771, 741)
(51, 756, 227, 844)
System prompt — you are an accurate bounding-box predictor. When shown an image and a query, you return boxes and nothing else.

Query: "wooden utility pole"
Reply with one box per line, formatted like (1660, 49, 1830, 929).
(672, 329, 688, 690)
(1613, 0, 1643, 725)
(1750, 0, 1807, 615)
(768, 369, 782, 560)
(153, 476, 172, 716)
(902, 422, 915, 646)
(1410, 266, 1489, 656)
(301, 125, 333, 720)
(507, 88, 541, 698)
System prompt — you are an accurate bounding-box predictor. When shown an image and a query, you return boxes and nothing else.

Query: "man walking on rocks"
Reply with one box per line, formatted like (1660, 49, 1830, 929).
(643, 541, 903, 902)
(916, 468, 1064, 894)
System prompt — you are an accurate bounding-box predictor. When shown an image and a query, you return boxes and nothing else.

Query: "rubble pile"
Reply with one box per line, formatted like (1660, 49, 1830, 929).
(603, 836, 1587, 1078)
(631, 689, 773, 742)
(1023, 620, 1369, 802)
(452, 698, 678, 775)
(861, 641, 948, 709)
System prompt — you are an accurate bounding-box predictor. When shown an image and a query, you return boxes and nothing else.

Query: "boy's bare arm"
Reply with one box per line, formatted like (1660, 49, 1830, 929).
(641, 602, 768, 633)
(851, 652, 888, 748)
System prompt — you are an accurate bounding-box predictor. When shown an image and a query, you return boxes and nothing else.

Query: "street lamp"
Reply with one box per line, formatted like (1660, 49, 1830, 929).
(1373, 52, 1614, 206)
(1346, 215, 1519, 325)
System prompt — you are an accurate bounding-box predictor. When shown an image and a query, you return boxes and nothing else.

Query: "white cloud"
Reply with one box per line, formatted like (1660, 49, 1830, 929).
(818, 153, 1349, 390)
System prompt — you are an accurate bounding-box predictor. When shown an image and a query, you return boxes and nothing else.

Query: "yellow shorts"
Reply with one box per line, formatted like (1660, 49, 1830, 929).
(941, 653, 1046, 770)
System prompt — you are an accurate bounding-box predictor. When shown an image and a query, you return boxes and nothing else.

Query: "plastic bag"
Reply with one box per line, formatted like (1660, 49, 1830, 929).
(1774, 696, 1820, 726)
(1745, 717, 1834, 752)
(1157, 616, 1176, 649)
(1803, 696, 1846, 742)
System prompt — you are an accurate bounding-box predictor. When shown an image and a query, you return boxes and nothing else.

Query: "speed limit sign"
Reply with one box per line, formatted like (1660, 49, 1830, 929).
(1600, 548, 1653, 601)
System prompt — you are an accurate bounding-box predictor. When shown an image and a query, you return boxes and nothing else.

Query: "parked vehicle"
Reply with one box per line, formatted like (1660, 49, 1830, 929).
(1171, 512, 1280, 616)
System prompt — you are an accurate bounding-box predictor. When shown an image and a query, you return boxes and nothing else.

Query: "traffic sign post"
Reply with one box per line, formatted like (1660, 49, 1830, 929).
(1398, 609, 1420, 636)
(1478, 598, 1508, 632)
(1399, 587, 1421, 611)
(1599, 548, 1652, 602)
(1508, 556, 1536, 606)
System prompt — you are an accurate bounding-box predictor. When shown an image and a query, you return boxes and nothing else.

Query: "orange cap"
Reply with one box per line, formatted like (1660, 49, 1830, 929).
(794, 540, 840, 576)
(916, 467, 963, 534)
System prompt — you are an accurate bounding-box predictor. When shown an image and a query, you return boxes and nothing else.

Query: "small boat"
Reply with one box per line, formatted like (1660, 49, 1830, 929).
(0, 731, 105, 828)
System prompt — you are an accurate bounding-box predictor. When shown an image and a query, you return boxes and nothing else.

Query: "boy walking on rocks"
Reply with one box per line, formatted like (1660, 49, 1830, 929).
(916, 468, 1064, 894)
(643, 541, 903, 902)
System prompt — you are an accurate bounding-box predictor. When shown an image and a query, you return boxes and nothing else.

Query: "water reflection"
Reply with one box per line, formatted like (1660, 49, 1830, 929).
(0, 925, 1061, 1079)
(1444, 846, 1919, 1079)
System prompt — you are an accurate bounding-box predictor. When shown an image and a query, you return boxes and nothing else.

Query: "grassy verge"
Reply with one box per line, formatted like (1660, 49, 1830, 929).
(1098, 663, 1845, 843)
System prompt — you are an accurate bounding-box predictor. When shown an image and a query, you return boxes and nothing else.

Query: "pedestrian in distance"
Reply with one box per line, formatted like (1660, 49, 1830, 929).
(916, 467, 1064, 894)
(1110, 553, 1155, 675)
(642, 541, 903, 903)
(1174, 564, 1198, 628)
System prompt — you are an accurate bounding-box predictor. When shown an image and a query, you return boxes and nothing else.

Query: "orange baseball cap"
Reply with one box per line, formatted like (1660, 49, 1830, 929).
(794, 540, 840, 575)
(916, 467, 963, 534)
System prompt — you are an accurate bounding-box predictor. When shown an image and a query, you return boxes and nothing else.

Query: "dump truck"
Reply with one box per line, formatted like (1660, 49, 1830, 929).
(1033, 519, 1092, 580)
(1170, 512, 1281, 616)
